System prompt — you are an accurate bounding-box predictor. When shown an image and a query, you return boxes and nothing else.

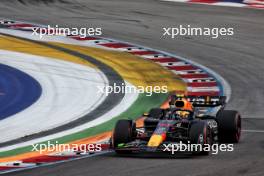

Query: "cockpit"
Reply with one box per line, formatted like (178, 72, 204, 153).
(164, 109, 194, 120)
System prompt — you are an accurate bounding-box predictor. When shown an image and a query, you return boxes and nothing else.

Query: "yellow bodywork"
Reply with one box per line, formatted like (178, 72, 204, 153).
(147, 134, 164, 147)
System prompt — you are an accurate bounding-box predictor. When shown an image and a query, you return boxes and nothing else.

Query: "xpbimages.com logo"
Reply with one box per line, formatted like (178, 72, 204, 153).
(31, 141, 102, 154)
(31, 25, 102, 39)
(162, 25, 234, 39)
(163, 141, 234, 155)
(97, 83, 168, 96)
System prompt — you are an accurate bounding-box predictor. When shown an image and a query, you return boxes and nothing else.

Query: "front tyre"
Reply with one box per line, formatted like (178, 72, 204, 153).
(112, 119, 134, 154)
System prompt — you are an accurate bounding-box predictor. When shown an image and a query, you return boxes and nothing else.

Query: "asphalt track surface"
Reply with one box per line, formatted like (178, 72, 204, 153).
(0, 0, 264, 175)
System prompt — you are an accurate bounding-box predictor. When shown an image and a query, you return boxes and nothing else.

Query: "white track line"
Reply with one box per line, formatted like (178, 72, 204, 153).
(242, 130, 264, 133)
(242, 116, 264, 119)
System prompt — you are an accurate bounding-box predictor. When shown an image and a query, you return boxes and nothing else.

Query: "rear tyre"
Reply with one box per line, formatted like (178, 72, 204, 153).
(217, 110, 241, 143)
(112, 120, 134, 154)
(190, 121, 212, 155)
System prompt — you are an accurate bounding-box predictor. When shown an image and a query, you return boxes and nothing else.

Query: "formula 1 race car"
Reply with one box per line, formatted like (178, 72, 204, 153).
(111, 95, 241, 155)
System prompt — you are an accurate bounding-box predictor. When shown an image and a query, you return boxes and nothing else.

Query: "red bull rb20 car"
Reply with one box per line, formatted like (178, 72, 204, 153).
(111, 95, 241, 155)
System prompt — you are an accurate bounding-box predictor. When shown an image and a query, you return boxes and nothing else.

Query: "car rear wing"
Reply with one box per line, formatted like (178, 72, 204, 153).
(170, 95, 226, 107)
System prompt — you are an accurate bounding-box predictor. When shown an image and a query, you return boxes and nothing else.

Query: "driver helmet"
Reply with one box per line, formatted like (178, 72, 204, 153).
(172, 99, 194, 119)
(174, 99, 194, 111)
